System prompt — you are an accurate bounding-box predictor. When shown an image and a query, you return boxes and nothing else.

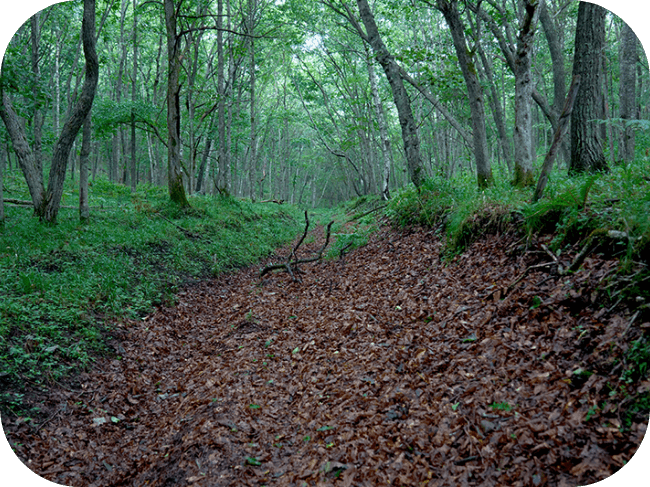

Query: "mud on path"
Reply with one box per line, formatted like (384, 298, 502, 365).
(4, 225, 648, 486)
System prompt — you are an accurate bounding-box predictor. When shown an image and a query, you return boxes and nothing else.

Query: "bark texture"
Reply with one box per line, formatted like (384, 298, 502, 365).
(619, 22, 637, 164)
(570, 2, 607, 174)
(164, 0, 190, 206)
(512, 0, 539, 187)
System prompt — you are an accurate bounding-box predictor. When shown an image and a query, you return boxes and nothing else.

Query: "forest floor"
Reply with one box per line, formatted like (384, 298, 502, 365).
(3, 221, 648, 487)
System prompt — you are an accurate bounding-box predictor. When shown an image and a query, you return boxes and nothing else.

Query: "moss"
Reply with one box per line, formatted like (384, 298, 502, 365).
(169, 176, 190, 208)
(512, 166, 535, 188)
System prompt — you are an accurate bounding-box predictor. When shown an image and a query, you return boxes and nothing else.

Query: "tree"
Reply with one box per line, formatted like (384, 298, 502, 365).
(164, 0, 190, 206)
(432, 0, 492, 189)
(570, 2, 607, 174)
(354, 0, 424, 188)
(619, 22, 637, 164)
(0, 0, 99, 223)
(1, 0, 647, 209)
(365, 46, 392, 200)
(0, 142, 4, 226)
(539, 0, 566, 120)
(131, 0, 138, 192)
(512, 0, 539, 187)
(79, 113, 92, 222)
(215, 0, 230, 194)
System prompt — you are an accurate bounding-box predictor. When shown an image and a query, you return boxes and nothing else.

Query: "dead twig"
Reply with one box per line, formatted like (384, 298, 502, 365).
(564, 237, 599, 275)
(453, 455, 478, 466)
(350, 203, 387, 221)
(505, 262, 556, 296)
(509, 237, 599, 294)
(4, 198, 109, 211)
(260, 211, 334, 282)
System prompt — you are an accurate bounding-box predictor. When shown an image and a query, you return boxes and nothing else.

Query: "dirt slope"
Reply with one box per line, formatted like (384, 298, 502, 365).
(3, 225, 648, 486)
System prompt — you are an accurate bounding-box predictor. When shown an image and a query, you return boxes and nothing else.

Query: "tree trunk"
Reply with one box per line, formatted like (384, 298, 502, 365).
(619, 22, 637, 164)
(0, 92, 46, 213)
(366, 48, 392, 200)
(164, 0, 190, 206)
(436, 0, 492, 188)
(0, 143, 5, 226)
(570, 2, 607, 174)
(196, 137, 212, 193)
(1, 0, 98, 223)
(512, 0, 539, 187)
(216, 0, 229, 194)
(478, 42, 513, 173)
(115, 0, 129, 184)
(533, 75, 581, 203)
(539, 0, 566, 121)
(186, 32, 200, 195)
(356, 0, 424, 188)
(539, 0, 569, 167)
(44, 0, 99, 223)
(248, 0, 258, 200)
(130, 0, 138, 192)
(79, 113, 92, 222)
(30, 13, 44, 178)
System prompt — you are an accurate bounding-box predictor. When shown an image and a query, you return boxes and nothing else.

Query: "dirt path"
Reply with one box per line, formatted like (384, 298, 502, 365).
(4, 225, 647, 486)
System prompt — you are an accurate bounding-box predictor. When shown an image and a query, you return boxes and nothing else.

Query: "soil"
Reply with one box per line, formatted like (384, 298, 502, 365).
(2, 224, 648, 486)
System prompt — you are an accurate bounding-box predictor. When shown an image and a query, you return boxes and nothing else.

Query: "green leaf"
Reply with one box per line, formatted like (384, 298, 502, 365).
(249, 404, 261, 409)
(461, 333, 477, 343)
(110, 416, 120, 423)
(245, 456, 261, 466)
(489, 402, 512, 412)
(317, 425, 333, 431)
(292, 346, 300, 354)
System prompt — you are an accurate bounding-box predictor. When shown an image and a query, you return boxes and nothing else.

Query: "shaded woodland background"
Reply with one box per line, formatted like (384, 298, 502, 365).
(1, 0, 648, 218)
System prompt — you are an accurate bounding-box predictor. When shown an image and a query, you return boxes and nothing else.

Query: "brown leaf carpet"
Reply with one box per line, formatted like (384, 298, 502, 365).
(5, 225, 647, 486)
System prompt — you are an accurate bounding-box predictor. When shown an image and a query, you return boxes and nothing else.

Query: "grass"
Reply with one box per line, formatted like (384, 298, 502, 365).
(0, 174, 302, 417)
(323, 196, 384, 260)
(2, 154, 649, 423)
(387, 157, 650, 280)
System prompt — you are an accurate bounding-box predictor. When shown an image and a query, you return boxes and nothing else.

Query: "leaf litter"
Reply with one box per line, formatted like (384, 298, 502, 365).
(3, 224, 648, 486)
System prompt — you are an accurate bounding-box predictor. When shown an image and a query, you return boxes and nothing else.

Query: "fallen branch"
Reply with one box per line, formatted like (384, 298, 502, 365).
(351, 203, 387, 221)
(505, 261, 556, 296)
(564, 237, 599, 275)
(260, 210, 334, 282)
(453, 455, 478, 466)
(259, 199, 285, 205)
(152, 211, 202, 239)
(5, 198, 35, 206)
(4, 198, 109, 211)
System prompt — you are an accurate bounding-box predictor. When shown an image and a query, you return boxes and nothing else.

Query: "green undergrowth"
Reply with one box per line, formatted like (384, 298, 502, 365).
(388, 159, 650, 274)
(325, 196, 384, 259)
(387, 158, 650, 429)
(0, 177, 302, 416)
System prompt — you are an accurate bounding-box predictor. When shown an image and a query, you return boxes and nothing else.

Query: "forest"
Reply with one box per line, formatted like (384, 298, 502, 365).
(0, 0, 647, 218)
(1, 0, 650, 486)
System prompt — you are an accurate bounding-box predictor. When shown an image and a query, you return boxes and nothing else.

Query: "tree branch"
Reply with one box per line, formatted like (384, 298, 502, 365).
(260, 212, 335, 282)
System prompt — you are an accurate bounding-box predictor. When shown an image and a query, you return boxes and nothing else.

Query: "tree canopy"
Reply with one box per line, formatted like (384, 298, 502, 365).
(0, 0, 648, 215)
